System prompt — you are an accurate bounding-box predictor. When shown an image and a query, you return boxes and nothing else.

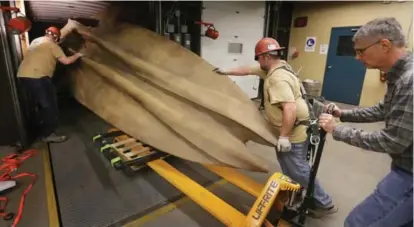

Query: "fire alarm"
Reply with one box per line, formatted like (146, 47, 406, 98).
(294, 17, 308, 28)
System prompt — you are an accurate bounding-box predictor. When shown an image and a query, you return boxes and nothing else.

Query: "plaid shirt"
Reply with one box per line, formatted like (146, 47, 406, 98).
(332, 52, 413, 173)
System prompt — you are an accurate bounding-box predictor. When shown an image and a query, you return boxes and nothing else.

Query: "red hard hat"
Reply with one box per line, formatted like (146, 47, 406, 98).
(45, 26, 61, 39)
(254, 37, 285, 60)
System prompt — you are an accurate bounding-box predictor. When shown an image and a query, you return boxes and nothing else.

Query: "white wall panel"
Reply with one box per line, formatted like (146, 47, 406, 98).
(201, 1, 266, 99)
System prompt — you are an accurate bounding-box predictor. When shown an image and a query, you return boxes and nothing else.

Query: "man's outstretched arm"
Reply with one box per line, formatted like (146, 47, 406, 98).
(214, 66, 250, 76)
(214, 65, 266, 78)
(333, 86, 412, 154)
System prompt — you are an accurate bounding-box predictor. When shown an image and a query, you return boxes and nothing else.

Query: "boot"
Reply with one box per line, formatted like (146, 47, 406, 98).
(42, 133, 68, 143)
(307, 201, 338, 218)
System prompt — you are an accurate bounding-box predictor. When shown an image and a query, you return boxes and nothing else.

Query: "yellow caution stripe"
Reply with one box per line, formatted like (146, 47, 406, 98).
(42, 142, 60, 227)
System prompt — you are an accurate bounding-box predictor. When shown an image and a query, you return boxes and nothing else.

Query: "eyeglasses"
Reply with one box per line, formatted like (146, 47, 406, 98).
(354, 39, 393, 56)
(354, 41, 380, 55)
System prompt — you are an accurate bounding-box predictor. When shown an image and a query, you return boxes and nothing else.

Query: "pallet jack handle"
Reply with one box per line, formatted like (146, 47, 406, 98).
(287, 64, 330, 225)
(297, 129, 327, 225)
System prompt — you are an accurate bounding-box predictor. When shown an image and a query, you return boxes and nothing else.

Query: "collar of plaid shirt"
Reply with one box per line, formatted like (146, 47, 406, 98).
(386, 52, 413, 84)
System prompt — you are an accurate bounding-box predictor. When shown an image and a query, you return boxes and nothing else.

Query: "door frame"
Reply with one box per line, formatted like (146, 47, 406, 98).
(321, 25, 365, 105)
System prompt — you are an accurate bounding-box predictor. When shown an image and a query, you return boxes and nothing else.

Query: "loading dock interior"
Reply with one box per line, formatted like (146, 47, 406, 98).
(0, 1, 412, 227)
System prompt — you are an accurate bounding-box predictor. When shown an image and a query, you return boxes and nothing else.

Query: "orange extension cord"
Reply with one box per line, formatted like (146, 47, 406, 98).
(0, 149, 38, 227)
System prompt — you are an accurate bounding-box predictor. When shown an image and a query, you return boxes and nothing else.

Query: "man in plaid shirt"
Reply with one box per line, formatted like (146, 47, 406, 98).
(319, 17, 413, 227)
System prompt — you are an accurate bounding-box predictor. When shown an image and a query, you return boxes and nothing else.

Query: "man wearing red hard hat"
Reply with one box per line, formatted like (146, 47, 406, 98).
(18, 20, 84, 143)
(214, 37, 337, 218)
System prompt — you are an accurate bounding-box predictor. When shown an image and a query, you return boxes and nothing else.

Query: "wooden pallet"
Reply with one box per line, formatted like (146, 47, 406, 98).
(94, 128, 169, 174)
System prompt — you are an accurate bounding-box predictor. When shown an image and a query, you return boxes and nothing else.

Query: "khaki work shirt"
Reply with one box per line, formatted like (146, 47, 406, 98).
(250, 61, 309, 143)
(17, 37, 66, 79)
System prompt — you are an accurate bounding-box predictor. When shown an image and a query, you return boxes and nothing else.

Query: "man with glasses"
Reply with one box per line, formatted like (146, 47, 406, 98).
(319, 17, 413, 227)
(18, 23, 84, 143)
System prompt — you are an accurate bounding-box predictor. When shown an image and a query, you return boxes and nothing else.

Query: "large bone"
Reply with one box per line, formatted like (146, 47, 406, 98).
(59, 8, 281, 172)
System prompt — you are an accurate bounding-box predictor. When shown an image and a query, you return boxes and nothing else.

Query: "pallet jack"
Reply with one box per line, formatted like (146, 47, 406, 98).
(91, 62, 332, 226)
(91, 61, 333, 226)
(92, 117, 329, 227)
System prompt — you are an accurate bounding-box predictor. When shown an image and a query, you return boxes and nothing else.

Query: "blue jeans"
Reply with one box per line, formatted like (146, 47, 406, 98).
(276, 141, 333, 207)
(345, 167, 413, 227)
(19, 77, 59, 138)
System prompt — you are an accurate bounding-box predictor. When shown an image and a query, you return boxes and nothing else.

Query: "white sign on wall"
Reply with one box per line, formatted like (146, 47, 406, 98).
(320, 44, 328, 54)
(304, 37, 316, 52)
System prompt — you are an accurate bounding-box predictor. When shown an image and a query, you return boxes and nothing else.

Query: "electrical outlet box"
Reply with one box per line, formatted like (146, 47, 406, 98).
(181, 25, 188, 33)
(167, 24, 175, 33)
(228, 43, 243, 54)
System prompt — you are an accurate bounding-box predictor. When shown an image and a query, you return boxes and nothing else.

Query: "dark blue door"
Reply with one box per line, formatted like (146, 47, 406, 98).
(321, 26, 367, 105)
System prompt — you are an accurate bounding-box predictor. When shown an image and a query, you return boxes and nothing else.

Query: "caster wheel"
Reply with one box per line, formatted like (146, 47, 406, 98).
(102, 150, 111, 159)
(113, 161, 124, 170)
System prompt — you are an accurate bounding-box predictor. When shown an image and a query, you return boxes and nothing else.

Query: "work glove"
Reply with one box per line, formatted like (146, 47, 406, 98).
(277, 136, 291, 152)
(325, 103, 341, 117)
(75, 52, 85, 58)
(212, 68, 227, 75)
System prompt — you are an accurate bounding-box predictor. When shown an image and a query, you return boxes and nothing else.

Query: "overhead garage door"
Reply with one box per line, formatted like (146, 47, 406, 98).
(201, 1, 265, 99)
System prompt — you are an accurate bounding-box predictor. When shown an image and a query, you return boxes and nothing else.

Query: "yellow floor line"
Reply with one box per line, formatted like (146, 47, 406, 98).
(41, 142, 60, 227)
(123, 179, 228, 227)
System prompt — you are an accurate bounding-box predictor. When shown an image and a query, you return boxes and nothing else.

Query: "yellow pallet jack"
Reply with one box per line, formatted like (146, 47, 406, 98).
(92, 126, 329, 227)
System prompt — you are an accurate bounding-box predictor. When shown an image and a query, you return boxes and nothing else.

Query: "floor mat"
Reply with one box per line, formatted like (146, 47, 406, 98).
(49, 98, 221, 227)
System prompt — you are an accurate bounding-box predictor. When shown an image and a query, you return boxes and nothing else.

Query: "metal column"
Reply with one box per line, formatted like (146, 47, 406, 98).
(0, 1, 28, 148)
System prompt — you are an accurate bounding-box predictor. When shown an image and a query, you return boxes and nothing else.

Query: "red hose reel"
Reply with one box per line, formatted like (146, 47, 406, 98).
(0, 6, 32, 35)
(195, 21, 219, 40)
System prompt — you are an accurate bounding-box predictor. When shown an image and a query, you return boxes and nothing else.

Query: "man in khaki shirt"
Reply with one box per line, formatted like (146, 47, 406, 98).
(214, 37, 337, 217)
(18, 22, 83, 143)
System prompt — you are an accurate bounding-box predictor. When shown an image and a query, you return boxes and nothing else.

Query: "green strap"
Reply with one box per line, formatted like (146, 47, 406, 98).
(92, 135, 102, 142)
(100, 144, 111, 152)
(274, 66, 321, 145)
(110, 157, 121, 166)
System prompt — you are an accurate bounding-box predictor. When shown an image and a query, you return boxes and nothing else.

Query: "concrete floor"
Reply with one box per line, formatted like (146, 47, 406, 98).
(138, 103, 392, 227)
(0, 102, 392, 227)
(0, 144, 50, 227)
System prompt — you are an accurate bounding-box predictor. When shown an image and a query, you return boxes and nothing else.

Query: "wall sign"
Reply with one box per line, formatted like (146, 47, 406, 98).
(320, 44, 328, 54)
(304, 37, 316, 52)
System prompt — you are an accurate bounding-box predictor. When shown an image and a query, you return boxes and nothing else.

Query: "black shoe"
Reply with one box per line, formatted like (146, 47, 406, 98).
(307, 203, 338, 218)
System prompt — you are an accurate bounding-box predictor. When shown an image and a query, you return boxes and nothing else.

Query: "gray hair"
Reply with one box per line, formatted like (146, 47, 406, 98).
(353, 17, 406, 47)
